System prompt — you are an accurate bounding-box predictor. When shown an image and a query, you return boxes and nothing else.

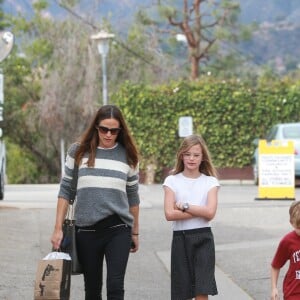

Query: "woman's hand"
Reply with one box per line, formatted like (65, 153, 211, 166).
(130, 234, 139, 253)
(51, 229, 63, 250)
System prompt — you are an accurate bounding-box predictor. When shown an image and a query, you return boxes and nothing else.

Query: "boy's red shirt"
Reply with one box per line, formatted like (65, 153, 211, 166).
(272, 231, 300, 299)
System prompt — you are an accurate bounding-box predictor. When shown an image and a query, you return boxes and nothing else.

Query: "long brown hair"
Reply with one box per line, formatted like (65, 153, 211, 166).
(172, 134, 218, 177)
(75, 105, 139, 168)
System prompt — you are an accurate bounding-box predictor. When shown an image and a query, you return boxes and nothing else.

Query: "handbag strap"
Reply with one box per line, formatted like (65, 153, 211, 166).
(69, 163, 79, 205)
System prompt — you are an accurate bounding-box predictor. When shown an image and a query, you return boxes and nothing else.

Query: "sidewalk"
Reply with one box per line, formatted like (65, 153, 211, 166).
(0, 180, 262, 300)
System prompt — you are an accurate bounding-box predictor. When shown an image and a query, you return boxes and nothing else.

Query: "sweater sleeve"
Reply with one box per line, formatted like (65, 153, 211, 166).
(58, 143, 79, 201)
(126, 165, 140, 206)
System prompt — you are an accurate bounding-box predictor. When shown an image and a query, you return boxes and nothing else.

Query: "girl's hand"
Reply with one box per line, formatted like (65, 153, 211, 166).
(175, 202, 183, 211)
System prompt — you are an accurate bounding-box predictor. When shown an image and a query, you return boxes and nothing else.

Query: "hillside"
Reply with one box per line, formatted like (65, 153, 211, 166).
(239, 0, 300, 24)
(4, 0, 300, 24)
(3, 0, 300, 72)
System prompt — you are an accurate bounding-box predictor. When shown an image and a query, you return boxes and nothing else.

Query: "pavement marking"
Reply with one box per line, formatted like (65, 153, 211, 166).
(216, 239, 279, 251)
(156, 250, 253, 300)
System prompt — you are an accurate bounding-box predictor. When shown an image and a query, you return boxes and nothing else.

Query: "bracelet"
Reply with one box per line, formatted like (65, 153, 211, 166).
(132, 233, 139, 236)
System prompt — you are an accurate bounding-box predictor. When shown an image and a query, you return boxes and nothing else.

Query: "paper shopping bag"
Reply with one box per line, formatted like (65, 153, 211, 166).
(34, 254, 71, 300)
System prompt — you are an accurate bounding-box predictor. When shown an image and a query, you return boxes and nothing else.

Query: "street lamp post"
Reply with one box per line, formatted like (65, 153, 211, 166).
(0, 31, 14, 199)
(91, 30, 115, 106)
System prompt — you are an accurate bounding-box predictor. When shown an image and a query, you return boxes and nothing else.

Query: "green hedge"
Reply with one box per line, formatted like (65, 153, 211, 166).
(112, 78, 300, 181)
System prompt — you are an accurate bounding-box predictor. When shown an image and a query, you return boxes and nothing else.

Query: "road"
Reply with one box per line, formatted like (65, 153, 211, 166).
(0, 183, 299, 299)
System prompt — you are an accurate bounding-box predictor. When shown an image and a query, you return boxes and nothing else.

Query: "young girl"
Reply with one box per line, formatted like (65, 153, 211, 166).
(163, 134, 219, 300)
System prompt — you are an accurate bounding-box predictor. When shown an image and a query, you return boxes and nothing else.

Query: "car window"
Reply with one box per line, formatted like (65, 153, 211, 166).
(283, 126, 300, 139)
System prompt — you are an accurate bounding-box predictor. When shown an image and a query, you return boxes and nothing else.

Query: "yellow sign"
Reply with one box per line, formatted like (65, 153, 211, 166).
(256, 140, 295, 200)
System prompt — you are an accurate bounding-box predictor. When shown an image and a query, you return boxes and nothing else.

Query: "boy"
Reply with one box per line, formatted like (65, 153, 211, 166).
(271, 201, 300, 300)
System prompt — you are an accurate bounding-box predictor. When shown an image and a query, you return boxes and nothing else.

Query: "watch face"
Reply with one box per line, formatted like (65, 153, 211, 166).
(183, 203, 189, 209)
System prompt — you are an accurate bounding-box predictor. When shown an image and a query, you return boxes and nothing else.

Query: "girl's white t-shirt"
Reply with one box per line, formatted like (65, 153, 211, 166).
(163, 172, 220, 231)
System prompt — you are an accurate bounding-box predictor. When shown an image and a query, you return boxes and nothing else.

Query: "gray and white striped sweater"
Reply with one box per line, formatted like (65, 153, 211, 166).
(58, 142, 140, 227)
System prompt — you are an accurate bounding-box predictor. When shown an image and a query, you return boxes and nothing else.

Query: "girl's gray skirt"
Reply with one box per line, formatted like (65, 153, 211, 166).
(171, 227, 218, 300)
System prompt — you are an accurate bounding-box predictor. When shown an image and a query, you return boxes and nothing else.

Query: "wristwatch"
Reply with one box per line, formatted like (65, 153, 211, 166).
(182, 202, 189, 212)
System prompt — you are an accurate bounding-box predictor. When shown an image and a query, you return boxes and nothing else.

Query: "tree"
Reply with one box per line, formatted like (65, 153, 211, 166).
(55, 0, 187, 86)
(3, 0, 182, 183)
(2, 0, 100, 182)
(0, 0, 9, 30)
(137, 0, 250, 80)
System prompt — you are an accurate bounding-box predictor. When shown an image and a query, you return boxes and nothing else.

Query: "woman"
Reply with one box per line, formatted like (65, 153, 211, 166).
(51, 105, 140, 300)
(163, 134, 219, 300)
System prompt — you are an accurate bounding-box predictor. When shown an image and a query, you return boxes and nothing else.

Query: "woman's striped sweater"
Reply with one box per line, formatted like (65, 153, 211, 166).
(58, 142, 140, 227)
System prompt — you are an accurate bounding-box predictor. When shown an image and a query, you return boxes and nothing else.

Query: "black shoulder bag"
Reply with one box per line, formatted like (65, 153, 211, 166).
(61, 165, 83, 275)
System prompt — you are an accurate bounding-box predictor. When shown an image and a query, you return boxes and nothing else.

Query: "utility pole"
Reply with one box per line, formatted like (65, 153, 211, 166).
(0, 31, 14, 200)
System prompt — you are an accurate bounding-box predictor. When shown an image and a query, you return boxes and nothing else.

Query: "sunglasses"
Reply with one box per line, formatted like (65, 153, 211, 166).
(96, 125, 121, 135)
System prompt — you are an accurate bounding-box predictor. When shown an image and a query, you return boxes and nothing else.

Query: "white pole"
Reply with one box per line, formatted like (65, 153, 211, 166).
(101, 53, 108, 105)
(60, 138, 65, 178)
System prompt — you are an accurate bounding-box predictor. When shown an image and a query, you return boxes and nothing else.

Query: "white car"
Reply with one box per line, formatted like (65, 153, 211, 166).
(252, 122, 300, 185)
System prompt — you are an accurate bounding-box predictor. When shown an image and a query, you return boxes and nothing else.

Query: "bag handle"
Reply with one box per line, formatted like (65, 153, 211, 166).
(65, 201, 75, 220)
(69, 164, 79, 205)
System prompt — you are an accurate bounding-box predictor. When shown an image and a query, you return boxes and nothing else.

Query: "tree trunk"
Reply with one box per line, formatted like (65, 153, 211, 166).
(190, 55, 200, 80)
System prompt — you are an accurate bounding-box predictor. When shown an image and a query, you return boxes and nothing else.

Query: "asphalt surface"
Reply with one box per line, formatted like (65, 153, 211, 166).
(0, 182, 299, 299)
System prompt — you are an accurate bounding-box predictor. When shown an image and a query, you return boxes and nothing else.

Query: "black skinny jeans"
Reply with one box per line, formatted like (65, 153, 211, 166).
(76, 216, 132, 300)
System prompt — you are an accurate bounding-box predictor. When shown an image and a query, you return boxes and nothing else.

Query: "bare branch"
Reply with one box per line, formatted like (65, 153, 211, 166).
(54, 0, 97, 30)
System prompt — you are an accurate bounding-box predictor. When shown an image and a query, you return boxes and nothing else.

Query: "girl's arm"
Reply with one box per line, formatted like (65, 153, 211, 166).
(176, 186, 219, 221)
(164, 186, 193, 221)
(270, 266, 280, 300)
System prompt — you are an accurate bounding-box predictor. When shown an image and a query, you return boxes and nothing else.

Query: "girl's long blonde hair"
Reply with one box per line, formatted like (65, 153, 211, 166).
(172, 134, 218, 177)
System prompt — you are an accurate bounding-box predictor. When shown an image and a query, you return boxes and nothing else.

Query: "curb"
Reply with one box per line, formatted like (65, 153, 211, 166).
(156, 251, 253, 300)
